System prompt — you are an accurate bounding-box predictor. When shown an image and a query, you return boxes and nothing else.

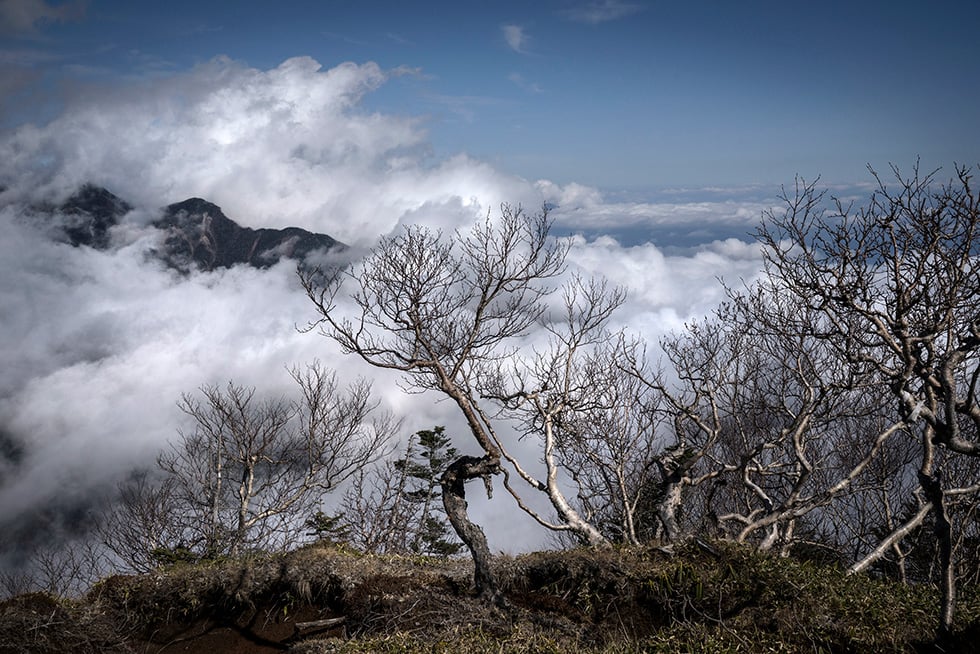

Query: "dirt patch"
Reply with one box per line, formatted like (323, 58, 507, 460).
(132, 604, 343, 654)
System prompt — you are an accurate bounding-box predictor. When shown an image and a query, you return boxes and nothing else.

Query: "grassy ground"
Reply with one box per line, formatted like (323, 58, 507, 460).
(2, 540, 978, 653)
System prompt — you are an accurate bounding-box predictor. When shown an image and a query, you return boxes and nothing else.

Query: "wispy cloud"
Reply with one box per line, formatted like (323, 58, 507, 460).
(0, 47, 62, 65)
(178, 23, 224, 37)
(502, 24, 528, 54)
(0, 0, 86, 36)
(508, 72, 542, 94)
(322, 30, 373, 47)
(385, 32, 415, 46)
(561, 0, 644, 24)
(125, 49, 177, 74)
(323, 30, 415, 49)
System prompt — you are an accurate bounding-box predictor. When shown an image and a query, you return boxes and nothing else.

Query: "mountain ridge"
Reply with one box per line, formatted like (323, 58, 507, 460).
(48, 185, 344, 272)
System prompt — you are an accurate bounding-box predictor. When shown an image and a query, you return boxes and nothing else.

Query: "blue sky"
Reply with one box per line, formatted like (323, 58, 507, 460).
(3, 0, 979, 191)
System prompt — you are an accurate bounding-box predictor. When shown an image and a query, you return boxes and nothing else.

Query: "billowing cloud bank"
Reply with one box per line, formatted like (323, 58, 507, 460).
(0, 56, 533, 246)
(0, 56, 769, 557)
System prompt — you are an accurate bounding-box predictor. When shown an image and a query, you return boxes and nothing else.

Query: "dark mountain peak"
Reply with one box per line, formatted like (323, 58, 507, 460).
(57, 184, 132, 248)
(164, 197, 225, 218)
(62, 184, 132, 217)
(153, 196, 342, 272)
(31, 184, 344, 272)
(157, 197, 236, 239)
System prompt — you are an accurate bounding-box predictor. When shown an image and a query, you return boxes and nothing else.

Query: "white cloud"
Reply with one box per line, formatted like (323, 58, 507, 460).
(558, 197, 772, 232)
(534, 179, 774, 246)
(0, 56, 770, 556)
(535, 179, 604, 208)
(566, 235, 763, 334)
(0, 217, 321, 513)
(0, 56, 548, 247)
(502, 24, 528, 54)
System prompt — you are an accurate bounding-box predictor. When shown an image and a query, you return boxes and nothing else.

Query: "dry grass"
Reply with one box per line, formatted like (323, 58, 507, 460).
(2, 540, 978, 653)
(0, 592, 131, 654)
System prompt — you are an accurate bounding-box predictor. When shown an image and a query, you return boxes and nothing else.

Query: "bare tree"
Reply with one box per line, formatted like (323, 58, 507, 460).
(545, 334, 662, 545)
(103, 361, 394, 568)
(756, 162, 980, 635)
(486, 276, 625, 547)
(819, 412, 921, 577)
(331, 455, 416, 554)
(1, 539, 107, 599)
(640, 314, 747, 544)
(302, 205, 619, 602)
(100, 470, 184, 573)
(649, 280, 906, 556)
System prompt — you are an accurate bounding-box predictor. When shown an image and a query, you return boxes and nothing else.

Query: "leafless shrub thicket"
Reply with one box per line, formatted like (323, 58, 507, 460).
(100, 361, 396, 571)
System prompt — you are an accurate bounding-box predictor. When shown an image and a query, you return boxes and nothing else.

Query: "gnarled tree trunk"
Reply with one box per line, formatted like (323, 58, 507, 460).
(920, 472, 955, 637)
(441, 455, 505, 606)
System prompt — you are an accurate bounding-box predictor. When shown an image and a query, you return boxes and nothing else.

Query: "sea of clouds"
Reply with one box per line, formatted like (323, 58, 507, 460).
(0, 56, 771, 560)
